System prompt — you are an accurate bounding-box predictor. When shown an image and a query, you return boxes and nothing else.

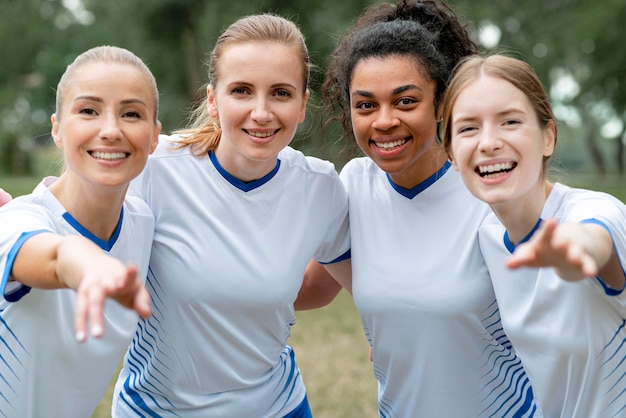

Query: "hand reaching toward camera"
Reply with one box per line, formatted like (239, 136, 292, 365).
(506, 218, 612, 282)
(72, 261, 151, 342)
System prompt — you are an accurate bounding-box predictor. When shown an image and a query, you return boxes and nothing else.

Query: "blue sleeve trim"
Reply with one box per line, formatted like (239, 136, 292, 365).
(582, 218, 625, 296)
(2, 230, 50, 302)
(319, 249, 351, 265)
(595, 276, 623, 296)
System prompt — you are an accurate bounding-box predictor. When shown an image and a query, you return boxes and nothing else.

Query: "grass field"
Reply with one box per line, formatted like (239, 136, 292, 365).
(1, 172, 624, 417)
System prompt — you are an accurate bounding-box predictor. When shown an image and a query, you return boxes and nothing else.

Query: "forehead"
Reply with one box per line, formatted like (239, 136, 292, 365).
(63, 62, 155, 105)
(350, 55, 433, 93)
(215, 41, 306, 88)
(456, 75, 528, 109)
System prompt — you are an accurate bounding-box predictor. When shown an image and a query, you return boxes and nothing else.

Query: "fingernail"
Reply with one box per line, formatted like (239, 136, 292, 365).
(76, 331, 85, 342)
(91, 325, 103, 338)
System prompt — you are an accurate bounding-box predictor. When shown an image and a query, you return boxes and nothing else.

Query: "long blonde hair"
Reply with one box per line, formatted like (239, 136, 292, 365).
(174, 13, 311, 156)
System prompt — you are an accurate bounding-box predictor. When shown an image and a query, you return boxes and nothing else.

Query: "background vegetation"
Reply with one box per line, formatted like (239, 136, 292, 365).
(1, 0, 625, 416)
(1, 0, 625, 176)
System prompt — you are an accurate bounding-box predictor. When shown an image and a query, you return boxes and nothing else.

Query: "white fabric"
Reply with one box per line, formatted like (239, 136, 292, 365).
(479, 182, 626, 418)
(113, 135, 350, 417)
(343, 157, 542, 418)
(0, 177, 154, 418)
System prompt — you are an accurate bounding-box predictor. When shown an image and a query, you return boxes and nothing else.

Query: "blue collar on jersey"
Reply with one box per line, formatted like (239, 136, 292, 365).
(62, 208, 124, 252)
(209, 150, 281, 192)
(503, 218, 543, 253)
(386, 160, 451, 199)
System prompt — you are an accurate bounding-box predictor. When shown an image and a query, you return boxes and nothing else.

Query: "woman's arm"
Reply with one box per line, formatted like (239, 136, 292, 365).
(507, 218, 624, 289)
(12, 233, 151, 341)
(295, 258, 352, 310)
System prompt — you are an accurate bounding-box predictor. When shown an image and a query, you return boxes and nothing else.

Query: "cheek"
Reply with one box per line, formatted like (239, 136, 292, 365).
(350, 116, 370, 143)
(450, 141, 470, 166)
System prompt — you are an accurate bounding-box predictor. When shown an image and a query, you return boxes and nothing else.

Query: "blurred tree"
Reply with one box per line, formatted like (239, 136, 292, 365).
(1, 0, 623, 176)
(451, 0, 626, 175)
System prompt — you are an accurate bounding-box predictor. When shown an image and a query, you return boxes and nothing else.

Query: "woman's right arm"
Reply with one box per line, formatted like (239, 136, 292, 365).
(295, 258, 352, 311)
(12, 233, 151, 341)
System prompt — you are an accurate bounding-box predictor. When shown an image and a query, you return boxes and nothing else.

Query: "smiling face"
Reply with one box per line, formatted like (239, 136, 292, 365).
(349, 55, 446, 189)
(51, 62, 160, 192)
(208, 41, 309, 181)
(448, 75, 555, 210)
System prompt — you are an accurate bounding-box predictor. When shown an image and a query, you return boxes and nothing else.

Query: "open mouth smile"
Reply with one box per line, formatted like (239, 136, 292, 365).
(89, 151, 130, 161)
(373, 138, 408, 150)
(476, 162, 517, 179)
(245, 130, 278, 138)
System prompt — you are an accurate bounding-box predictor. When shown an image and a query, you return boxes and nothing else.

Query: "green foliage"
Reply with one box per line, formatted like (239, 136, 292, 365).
(1, 0, 624, 176)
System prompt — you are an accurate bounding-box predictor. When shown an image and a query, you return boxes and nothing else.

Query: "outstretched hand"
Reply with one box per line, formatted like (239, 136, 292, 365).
(73, 261, 151, 342)
(506, 218, 600, 281)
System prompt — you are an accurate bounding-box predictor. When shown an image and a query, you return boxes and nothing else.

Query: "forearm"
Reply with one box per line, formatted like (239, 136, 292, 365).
(12, 234, 100, 290)
(295, 259, 351, 310)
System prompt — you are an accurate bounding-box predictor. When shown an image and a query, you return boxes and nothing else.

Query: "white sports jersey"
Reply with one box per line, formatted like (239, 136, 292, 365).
(343, 157, 542, 418)
(479, 183, 626, 418)
(113, 136, 350, 417)
(0, 176, 154, 418)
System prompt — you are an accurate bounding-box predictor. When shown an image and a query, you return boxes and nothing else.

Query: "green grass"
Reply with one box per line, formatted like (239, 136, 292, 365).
(2, 171, 624, 417)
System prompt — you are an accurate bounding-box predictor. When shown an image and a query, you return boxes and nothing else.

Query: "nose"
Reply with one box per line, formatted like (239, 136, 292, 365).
(371, 106, 399, 131)
(477, 125, 503, 152)
(251, 97, 273, 123)
(99, 112, 123, 140)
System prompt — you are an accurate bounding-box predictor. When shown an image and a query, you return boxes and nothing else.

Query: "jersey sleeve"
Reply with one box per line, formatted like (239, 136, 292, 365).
(0, 202, 55, 302)
(313, 166, 351, 264)
(563, 188, 626, 305)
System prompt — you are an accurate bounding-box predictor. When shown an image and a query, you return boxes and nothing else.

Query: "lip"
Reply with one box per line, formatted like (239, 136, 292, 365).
(369, 135, 411, 156)
(244, 128, 279, 143)
(88, 149, 131, 161)
(474, 158, 517, 181)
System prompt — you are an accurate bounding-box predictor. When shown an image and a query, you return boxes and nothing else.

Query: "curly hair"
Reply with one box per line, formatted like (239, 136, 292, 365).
(322, 0, 478, 147)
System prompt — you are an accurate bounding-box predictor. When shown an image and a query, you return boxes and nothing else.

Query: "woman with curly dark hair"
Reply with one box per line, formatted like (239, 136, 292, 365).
(298, 1, 542, 416)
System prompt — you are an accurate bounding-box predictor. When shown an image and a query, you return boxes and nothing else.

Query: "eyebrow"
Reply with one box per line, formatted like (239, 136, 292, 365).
(453, 107, 526, 123)
(74, 95, 148, 106)
(226, 81, 299, 90)
(352, 84, 422, 99)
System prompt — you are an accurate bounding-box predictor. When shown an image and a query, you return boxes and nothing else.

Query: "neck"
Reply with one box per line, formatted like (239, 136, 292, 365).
(49, 176, 126, 241)
(492, 181, 553, 245)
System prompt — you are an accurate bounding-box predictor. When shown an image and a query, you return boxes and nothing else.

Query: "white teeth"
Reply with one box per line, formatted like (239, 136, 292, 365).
(91, 151, 128, 160)
(478, 162, 514, 174)
(375, 139, 407, 149)
(248, 131, 274, 138)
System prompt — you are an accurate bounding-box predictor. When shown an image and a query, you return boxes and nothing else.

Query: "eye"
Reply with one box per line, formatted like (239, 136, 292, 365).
(123, 110, 142, 119)
(231, 86, 249, 95)
(79, 107, 98, 116)
(503, 119, 521, 126)
(354, 101, 375, 111)
(274, 89, 292, 98)
(397, 97, 417, 107)
(456, 125, 477, 135)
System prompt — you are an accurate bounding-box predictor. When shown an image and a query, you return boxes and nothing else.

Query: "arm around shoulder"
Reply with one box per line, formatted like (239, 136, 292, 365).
(295, 259, 352, 310)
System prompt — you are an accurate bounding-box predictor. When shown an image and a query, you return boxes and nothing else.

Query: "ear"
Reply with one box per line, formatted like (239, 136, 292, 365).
(150, 121, 162, 154)
(543, 119, 556, 158)
(298, 89, 310, 123)
(207, 85, 218, 118)
(449, 156, 459, 171)
(50, 113, 63, 149)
